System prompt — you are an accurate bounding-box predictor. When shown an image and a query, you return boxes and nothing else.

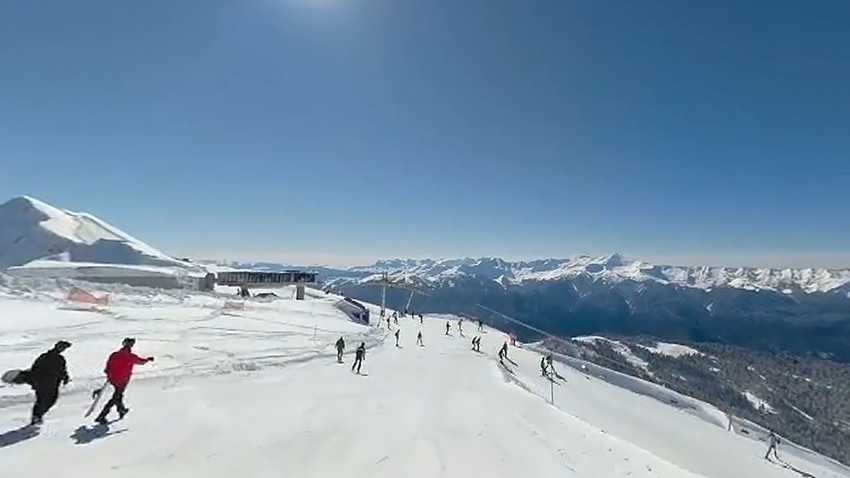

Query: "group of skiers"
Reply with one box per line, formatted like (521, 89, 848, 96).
(17, 318, 788, 466)
(20, 337, 154, 426)
(335, 337, 367, 374)
(336, 312, 495, 375)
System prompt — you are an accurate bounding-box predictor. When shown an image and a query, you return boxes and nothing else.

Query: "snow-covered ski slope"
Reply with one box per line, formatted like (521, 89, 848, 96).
(1, 284, 847, 478)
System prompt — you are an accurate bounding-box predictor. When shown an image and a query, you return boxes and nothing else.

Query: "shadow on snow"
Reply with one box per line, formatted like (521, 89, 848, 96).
(0, 424, 39, 448)
(70, 423, 127, 445)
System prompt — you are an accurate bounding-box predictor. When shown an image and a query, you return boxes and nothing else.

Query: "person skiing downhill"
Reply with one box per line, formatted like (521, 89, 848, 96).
(764, 431, 780, 460)
(417, 331, 424, 346)
(96, 338, 153, 424)
(395, 329, 400, 347)
(352, 342, 366, 374)
(471, 336, 478, 351)
(541, 357, 548, 377)
(498, 342, 509, 364)
(458, 318, 463, 336)
(478, 319, 483, 331)
(335, 337, 345, 363)
(28, 341, 71, 425)
(419, 313, 423, 324)
(445, 321, 451, 336)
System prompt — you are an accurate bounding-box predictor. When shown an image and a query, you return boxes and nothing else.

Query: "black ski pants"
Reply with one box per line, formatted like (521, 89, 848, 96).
(765, 444, 779, 460)
(32, 381, 60, 421)
(98, 383, 128, 419)
(352, 357, 363, 373)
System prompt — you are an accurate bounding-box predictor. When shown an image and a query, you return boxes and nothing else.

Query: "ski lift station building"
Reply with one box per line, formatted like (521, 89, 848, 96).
(215, 270, 317, 287)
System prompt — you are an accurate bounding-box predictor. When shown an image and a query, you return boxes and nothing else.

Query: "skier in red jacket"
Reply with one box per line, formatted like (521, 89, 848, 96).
(95, 338, 153, 424)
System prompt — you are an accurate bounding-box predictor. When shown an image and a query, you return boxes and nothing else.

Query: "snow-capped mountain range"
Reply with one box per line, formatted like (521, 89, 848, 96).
(324, 254, 850, 296)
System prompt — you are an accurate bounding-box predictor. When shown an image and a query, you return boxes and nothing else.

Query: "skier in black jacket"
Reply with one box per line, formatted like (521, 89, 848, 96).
(352, 342, 366, 374)
(335, 337, 345, 363)
(29, 341, 71, 425)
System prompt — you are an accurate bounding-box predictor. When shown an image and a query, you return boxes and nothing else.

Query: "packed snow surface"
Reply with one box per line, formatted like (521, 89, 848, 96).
(1, 283, 848, 478)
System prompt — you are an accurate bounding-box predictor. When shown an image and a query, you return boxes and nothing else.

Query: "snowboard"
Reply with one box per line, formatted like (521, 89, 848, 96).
(84, 381, 109, 418)
(1, 369, 31, 385)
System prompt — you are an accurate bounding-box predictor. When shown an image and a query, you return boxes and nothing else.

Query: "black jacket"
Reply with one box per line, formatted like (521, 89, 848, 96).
(30, 349, 69, 386)
(336, 338, 345, 350)
(355, 345, 366, 360)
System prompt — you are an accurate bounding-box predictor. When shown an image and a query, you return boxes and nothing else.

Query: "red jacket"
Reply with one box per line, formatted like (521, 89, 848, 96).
(105, 349, 148, 385)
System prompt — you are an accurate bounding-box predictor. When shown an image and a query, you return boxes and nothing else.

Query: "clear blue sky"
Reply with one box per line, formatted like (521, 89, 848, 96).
(1, 0, 848, 267)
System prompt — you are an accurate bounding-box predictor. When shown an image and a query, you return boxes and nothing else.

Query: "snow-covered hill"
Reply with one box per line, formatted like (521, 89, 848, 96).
(331, 254, 850, 295)
(0, 196, 193, 270)
(1, 281, 847, 477)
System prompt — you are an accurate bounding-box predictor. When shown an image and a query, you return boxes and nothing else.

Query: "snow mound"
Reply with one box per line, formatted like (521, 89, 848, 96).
(637, 342, 702, 358)
(573, 335, 650, 371)
(0, 196, 190, 270)
(743, 391, 777, 414)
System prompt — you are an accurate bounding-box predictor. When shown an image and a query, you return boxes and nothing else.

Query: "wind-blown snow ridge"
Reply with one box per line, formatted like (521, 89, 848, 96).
(0, 196, 191, 270)
(338, 254, 850, 294)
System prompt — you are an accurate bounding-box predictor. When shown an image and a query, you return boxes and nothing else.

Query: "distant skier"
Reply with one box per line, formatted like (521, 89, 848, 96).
(499, 342, 509, 363)
(335, 337, 345, 363)
(458, 318, 463, 336)
(478, 319, 483, 331)
(419, 313, 423, 324)
(395, 329, 400, 347)
(541, 357, 549, 377)
(764, 431, 780, 460)
(471, 336, 479, 352)
(417, 331, 424, 347)
(352, 342, 366, 374)
(28, 340, 72, 425)
(387, 317, 391, 329)
(95, 338, 154, 424)
(445, 321, 451, 336)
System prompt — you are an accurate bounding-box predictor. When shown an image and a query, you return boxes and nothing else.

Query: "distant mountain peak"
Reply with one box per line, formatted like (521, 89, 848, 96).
(0, 195, 190, 269)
